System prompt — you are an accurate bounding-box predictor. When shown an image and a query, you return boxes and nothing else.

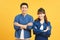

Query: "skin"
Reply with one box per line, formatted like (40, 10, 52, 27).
(14, 5, 33, 29)
(38, 12, 50, 32)
(20, 5, 28, 15)
(14, 5, 33, 40)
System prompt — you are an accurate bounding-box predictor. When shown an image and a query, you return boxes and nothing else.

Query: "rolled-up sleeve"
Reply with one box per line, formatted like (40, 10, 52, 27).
(26, 16, 34, 30)
(14, 16, 20, 31)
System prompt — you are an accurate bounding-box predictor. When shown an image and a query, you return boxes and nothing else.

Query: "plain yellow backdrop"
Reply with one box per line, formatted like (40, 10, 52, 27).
(0, 0, 60, 40)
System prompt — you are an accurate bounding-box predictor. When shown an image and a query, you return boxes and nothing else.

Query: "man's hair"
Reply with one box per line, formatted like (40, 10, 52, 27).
(20, 3, 28, 8)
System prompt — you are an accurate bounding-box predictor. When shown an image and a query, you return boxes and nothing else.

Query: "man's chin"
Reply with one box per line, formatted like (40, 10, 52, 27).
(22, 12, 26, 14)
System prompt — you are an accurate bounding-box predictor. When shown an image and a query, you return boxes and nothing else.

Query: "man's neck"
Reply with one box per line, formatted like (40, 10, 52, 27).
(22, 13, 27, 17)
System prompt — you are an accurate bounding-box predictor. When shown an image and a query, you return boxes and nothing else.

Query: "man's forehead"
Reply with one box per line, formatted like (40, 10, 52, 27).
(22, 5, 27, 7)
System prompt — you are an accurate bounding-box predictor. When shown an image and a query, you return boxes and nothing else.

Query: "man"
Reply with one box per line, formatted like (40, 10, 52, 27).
(14, 3, 33, 40)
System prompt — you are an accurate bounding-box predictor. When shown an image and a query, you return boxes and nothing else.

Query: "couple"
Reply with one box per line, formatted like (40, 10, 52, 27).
(14, 3, 52, 40)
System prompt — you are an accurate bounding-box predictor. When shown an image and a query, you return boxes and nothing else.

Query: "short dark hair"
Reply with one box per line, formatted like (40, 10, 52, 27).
(20, 3, 28, 8)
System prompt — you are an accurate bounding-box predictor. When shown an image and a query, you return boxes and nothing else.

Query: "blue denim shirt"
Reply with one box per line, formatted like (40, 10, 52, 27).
(33, 20, 52, 40)
(14, 14, 33, 38)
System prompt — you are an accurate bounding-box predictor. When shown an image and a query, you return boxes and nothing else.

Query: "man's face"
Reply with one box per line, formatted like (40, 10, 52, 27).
(21, 5, 28, 14)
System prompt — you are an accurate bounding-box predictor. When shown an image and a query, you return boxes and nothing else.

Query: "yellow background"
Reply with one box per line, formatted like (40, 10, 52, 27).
(0, 0, 60, 40)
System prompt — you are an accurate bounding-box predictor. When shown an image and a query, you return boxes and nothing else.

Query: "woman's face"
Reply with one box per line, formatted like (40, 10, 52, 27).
(38, 12, 45, 20)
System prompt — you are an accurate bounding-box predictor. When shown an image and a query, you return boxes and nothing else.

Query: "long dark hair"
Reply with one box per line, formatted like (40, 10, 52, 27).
(35, 8, 48, 23)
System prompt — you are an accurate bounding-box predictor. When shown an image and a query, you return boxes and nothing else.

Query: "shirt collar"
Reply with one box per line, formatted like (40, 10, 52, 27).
(21, 13, 28, 17)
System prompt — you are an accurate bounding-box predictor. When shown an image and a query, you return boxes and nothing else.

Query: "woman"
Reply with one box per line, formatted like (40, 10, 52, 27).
(33, 8, 52, 40)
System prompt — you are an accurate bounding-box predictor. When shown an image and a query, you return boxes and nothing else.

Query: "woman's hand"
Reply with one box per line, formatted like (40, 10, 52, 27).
(43, 27, 50, 32)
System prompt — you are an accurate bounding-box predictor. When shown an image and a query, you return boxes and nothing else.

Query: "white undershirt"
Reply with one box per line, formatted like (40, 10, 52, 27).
(20, 14, 27, 39)
(40, 24, 44, 30)
(40, 21, 44, 30)
(20, 29, 24, 39)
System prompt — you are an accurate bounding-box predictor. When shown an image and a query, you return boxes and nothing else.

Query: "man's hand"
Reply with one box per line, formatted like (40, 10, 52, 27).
(20, 25, 27, 29)
(21, 22, 33, 29)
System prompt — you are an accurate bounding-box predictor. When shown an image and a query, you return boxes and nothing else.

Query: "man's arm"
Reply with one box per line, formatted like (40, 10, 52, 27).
(25, 16, 33, 30)
(27, 22, 33, 26)
(14, 22, 33, 30)
(14, 15, 28, 30)
(14, 15, 33, 30)
(14, 22, 27, 29)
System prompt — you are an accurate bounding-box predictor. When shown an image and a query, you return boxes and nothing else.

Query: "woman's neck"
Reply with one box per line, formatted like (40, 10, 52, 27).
(40, 19, 44, 24)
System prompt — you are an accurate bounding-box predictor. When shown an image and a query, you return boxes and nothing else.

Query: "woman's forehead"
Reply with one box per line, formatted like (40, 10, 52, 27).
(38, 12, 45, 14)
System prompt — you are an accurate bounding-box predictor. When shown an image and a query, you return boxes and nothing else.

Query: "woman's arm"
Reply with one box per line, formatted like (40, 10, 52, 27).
(40, 22, 52, 37)
(33, 22, 43, 35)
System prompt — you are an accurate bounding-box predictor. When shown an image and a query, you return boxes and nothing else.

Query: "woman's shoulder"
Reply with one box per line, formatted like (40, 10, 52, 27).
(46, 21, 51, 25)
(34, 20, 39, 23)
(47, 21, 51, 24)
(33, 20, 39, 25)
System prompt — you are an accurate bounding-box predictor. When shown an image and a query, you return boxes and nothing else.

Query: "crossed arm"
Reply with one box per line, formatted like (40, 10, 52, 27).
(14, 22, 33, 29)
(33, 22, 51, 37)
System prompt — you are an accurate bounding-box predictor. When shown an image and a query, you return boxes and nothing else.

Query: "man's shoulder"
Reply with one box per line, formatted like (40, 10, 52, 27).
(27, 14, 33, 18)
(15, 14, 22, 17)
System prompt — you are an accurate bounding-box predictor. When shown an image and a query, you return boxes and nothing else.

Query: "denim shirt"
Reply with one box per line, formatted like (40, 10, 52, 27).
(33, 20, 52, 40)
(14, 14, 33, 38)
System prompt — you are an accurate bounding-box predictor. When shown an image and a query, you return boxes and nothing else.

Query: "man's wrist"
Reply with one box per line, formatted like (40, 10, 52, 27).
(22, 25, 27, 29)
(24, 25, 27, 29)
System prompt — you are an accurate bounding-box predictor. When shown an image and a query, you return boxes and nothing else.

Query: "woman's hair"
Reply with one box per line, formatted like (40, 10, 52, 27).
(35, 8, 48, 23)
